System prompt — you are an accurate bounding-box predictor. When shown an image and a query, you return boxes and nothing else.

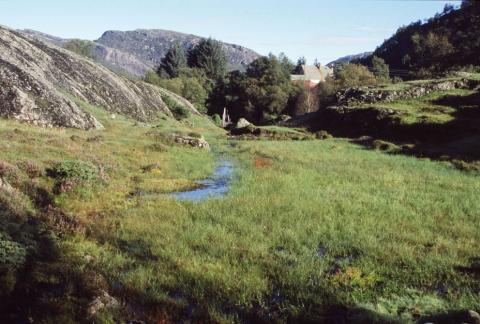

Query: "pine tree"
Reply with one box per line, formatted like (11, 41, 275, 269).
(158, 43, 187, 78)
(294, 57, 306, 74)
(188, 38, 227, 80)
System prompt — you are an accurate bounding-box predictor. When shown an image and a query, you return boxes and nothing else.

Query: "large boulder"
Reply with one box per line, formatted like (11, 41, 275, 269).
(235, 118, 252, 129)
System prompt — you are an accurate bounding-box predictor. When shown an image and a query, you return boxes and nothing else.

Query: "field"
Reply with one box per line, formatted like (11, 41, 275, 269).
(1, 97, 480, 323)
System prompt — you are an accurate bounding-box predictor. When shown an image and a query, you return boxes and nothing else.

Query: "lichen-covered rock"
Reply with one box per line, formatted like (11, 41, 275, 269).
(172, 135, 210, 149)
(88, 290, 119, 316)
(235, 118, 252, 129)
(0, 26, 198, 129)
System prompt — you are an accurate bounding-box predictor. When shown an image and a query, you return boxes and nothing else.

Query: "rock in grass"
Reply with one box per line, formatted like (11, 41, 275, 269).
(0, 177, 13, 193)
(88, 290, 119, 316)
(372, 140, 399, 152)
(316, 130, 333, 140)
(236, 118, 252, 129)
(172, 135, 210, 149)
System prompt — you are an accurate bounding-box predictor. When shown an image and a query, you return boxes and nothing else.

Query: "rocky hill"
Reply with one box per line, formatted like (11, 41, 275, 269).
(0, 26, 198, 130)
(21, 29, 261, 77)
(327, 52, 372, 67)
(96, 29, 260, 74)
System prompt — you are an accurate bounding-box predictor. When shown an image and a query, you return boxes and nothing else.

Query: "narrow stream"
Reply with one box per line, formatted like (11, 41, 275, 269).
(169, 159, 234, 201)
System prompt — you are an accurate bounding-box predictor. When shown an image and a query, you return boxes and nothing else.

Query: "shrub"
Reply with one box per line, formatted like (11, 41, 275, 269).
(0, 161, 23, 186)
(162, 95, 191, 120)
(17, 160, 43, 179)
(47, 161, 98, 193)
(334, 63, 378, 89)
(0, 188, 34, 220)
(64, 39, 94, 58)
(47, 161, 98, 183)
(212, 114, 222, 127)
(0, 237, 27, 269)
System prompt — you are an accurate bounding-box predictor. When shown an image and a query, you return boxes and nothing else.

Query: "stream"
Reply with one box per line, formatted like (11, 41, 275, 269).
(169, 159, 234, 201)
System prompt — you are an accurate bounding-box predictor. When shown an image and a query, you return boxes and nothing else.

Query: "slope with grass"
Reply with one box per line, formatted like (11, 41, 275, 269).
(1, 93, 479, 322)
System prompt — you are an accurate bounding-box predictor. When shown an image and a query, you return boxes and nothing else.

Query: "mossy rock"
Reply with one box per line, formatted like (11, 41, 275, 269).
(316, 130, 333, 140)
(372, 140, 400, 152)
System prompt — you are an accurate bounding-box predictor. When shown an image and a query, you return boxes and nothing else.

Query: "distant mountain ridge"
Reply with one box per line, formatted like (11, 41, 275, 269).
(20, 29, 261, 77)
(327, 52, 373, 67)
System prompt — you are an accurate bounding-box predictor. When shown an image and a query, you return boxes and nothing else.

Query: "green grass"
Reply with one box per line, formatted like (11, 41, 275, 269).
(358, 89, 476, 125)
(1, 98, 480, 322)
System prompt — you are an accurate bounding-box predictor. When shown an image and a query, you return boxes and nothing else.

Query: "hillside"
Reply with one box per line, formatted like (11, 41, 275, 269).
(96, 29, 260, 73)
(327, 51, 372, 67)
(0, 26, 198, 129)
(21, 28, 261, 77)
(364, 1, 480, 76)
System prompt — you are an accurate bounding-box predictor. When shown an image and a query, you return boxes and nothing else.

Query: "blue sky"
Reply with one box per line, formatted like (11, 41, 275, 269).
(0, 0, 458, 64)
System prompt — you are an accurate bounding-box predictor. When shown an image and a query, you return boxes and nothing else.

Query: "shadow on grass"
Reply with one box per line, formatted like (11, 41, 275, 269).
(312, 90, 480, 168)
(0, 182, 98, 323)
(102, 237, 402, 323)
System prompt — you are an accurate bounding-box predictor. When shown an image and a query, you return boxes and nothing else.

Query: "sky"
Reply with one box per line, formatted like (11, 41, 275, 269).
(0, 0, 459, 64)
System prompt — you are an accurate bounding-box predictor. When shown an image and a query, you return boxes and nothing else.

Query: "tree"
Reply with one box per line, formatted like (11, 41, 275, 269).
(294, 57, 306, 74)
(334, 64, 377, 88)
(278, 52, 295, 74)
(158, 43, 187, 78)
(371, 56, 390, 81)
(188, 38, 227, 80)
(208, 54, 298, 123)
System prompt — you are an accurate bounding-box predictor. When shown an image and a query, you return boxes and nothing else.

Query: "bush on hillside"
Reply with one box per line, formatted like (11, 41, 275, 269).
(334, 63, 378, 89)
(17, 160, 43, 179)
(47, 161, 98, 193)
(145, 70, 208, 110)
(161, 95, 191, 120)
(64, 39, 94, 59)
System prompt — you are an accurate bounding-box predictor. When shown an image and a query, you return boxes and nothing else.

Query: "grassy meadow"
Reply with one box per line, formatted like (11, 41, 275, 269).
(1, 98, 479, 323)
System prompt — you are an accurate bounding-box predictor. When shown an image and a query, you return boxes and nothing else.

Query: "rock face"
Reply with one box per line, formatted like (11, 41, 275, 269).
(0, 26, 198, 129)
(96, 29, 261, 75)
(21, 29, 261, 77)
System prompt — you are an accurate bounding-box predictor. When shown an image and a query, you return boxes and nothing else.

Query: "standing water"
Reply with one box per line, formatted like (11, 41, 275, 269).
(169, 159, 234, 201)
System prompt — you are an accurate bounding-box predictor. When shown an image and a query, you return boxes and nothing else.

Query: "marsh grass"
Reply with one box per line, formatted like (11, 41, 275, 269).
(1, 98, 479, 322)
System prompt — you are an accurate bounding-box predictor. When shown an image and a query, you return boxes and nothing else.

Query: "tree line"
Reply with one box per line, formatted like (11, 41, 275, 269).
(362, 0, 480, 78)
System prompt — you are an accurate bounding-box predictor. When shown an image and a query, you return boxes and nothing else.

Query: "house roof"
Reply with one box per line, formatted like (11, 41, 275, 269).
(301, 65, 323, 80)
(290, 65, 334, 83)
